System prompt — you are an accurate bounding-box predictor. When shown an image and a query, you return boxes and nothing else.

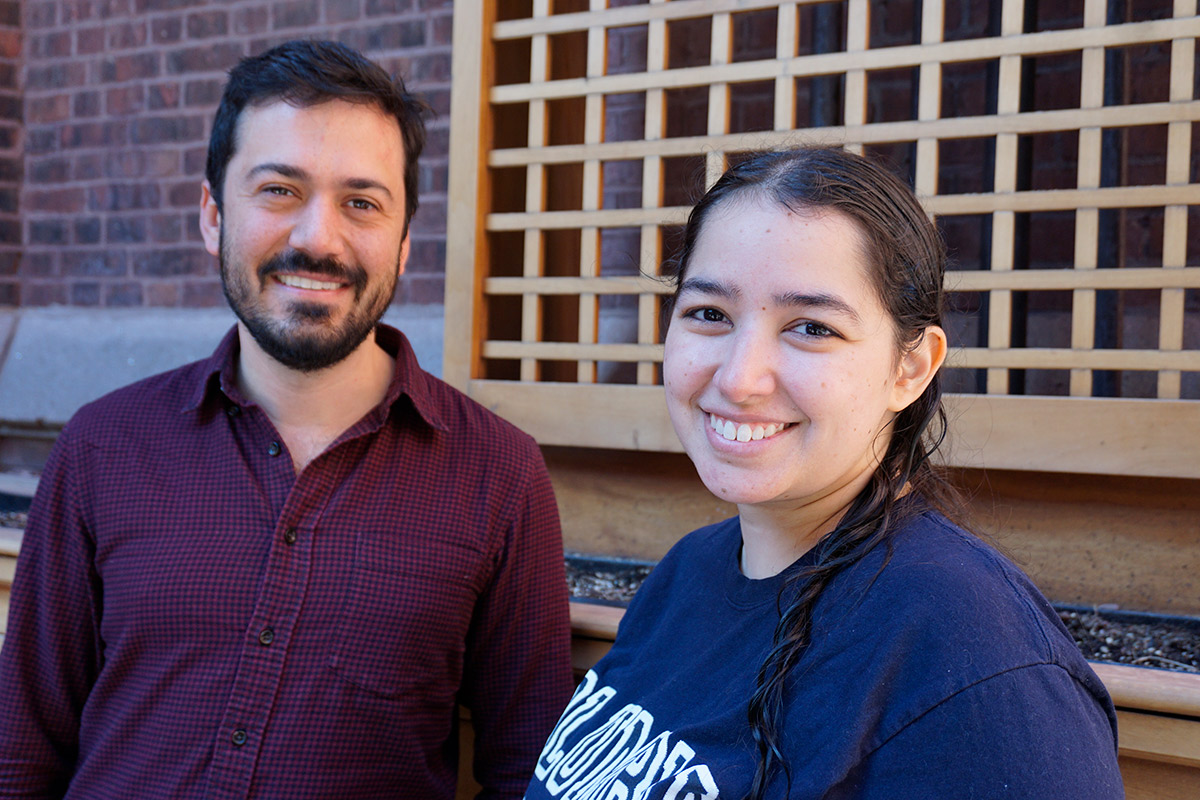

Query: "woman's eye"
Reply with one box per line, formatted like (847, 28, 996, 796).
(796, 321, 835, 338)
(685, 307, 728, 324)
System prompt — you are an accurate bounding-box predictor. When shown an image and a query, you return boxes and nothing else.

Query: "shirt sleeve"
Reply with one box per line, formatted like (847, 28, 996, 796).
(0, 428, 102, 798)
(459, 446, 574, 799)
(827, 663, 1125, 800)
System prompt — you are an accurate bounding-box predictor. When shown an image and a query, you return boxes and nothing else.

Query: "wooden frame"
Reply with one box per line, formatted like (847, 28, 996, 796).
(446, 0, 1200, 478)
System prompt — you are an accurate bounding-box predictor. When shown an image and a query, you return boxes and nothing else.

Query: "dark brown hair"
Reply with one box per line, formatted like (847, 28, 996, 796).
(206, 40, 428, 235)
(667, 147, 955, 799)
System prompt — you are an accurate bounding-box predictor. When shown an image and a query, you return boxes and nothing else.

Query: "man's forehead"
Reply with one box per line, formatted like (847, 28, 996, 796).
(229, 98, 407, 182)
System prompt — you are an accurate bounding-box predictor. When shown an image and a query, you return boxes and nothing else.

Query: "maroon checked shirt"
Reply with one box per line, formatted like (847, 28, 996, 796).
(0, 325, 574, 799)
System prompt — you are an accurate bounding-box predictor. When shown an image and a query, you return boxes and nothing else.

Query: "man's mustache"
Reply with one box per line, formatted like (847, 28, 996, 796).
(257, 250, 369, 297)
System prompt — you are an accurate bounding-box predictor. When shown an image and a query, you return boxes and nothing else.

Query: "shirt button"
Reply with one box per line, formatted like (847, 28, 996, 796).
(267, 441, 281, 457)
(283, 527, 297, 545)
(225, 405, 241, 418)
(258, 628, 275, 646)
(231, 729, 247, 747)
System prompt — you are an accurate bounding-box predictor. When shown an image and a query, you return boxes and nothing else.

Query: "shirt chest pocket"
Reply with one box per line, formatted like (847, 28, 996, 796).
(327, 530, 482, 700)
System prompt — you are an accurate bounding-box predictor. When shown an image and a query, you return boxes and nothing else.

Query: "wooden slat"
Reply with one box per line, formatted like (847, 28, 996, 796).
(468, 381, 1200, 478)
(490, 18, 1200, 104)
(952, 347, 1200, 372)
(485, 185, 1200, 231)
(442, 0, 495, 389)
(484, 267, 1200, 296)
(483, 340, 663, 362)
(489, 101, 1200, 167)
(1095, 662, 1200, 719)
(494, 0, 814, 39)
(1158, 0, 1196, 399)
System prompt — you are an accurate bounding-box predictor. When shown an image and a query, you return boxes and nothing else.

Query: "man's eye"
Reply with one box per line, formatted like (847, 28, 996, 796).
(349, 199, 378, 211)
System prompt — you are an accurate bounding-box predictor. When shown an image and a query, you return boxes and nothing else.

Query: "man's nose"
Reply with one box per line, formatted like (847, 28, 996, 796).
(287, 198, 345, 262)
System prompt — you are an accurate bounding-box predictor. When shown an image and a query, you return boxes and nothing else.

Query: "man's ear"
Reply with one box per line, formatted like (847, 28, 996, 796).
(889, 325, 948, 413)
(397, 232, 411, 278)
(199, 180, 221, 257)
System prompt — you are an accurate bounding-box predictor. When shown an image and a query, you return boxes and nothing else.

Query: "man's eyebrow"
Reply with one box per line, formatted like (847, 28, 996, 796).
(245, 163, 395, 200)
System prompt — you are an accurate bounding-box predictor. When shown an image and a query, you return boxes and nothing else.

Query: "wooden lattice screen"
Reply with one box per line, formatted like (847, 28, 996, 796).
(445, 0, 1200, 478)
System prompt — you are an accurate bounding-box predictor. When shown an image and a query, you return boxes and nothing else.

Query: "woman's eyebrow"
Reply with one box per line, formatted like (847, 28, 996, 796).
(678, 277, 739, 300)
(774, 290, 862, 324)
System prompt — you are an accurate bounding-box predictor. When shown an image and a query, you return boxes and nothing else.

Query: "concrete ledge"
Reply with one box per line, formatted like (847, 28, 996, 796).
(0, 305, 445, 429)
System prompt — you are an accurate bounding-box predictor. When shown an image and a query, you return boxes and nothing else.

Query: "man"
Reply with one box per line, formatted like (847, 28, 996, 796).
(0, 41, 573, 798)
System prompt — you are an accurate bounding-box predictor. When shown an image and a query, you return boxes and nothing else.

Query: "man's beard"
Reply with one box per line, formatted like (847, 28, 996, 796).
(220, 236, 399, 373)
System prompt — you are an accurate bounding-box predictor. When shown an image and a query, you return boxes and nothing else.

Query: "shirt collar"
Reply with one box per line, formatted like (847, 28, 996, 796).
(183, 323, 449, 433)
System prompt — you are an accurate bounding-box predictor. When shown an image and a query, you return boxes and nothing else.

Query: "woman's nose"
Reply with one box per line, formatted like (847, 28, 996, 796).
(712, 329, 777, 402)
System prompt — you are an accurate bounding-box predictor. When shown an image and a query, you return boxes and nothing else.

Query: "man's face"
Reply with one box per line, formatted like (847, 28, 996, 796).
(200, 98, 411, 372)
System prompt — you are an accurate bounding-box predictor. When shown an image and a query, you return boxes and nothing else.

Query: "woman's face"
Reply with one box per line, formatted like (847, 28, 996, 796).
(664, 198, 931, 512)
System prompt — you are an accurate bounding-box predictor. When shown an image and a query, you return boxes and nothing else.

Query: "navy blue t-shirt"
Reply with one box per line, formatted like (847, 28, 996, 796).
(526, 509, 1123, 799)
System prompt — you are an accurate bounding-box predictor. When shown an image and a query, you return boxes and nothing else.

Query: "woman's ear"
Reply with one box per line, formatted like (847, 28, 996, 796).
(889, 325, 948, 413)
(199, 181, 221, 257)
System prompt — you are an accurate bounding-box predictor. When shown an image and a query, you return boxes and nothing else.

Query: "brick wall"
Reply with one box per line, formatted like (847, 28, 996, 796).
(0, 1, 18, 307)
(19, 0, 452, 309)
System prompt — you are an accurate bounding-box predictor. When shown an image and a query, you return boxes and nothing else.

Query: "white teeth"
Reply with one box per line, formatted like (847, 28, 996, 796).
(709, 414, 790, 443)
(277, 274, 341, 291)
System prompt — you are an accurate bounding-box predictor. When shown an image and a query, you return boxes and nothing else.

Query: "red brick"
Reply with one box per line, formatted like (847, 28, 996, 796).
(29, 219, 69, 245)
(182, 279, 224, 307)
(71, 282, 102, 305)
(28, 188, 88, 214)
(73, 90, 102, 117)
(20, 252, 58, 278)
(148, 82, 182, 110)
(145, 281, 181, 306)
(130, 115, 205, 145)
(108, 21, 149, 50)
(186, 10, 229, 39)
(100, 52, 161, 82)
(365, 0, 413, 16)
(30, 32, 72, 60)
(89, 182, 162, 212)
(233, 6, 270, 35)
(25, 283, 69, 306)
(150, 213, 184, 242)
(28, 157, 71, 184)
(168, 180, 201, 207)
(133, 246, 211, 276)
(26, 62, 88, 90)
(104, 281, 145, 306)
(27, 94, 72, 124)
(327, 0, 362, 23)
(0, 29, 22, 58)
(78, 27, 108, 56)
(26, 2, 58, 30)
(0, 281, 18, 305)
(107, 84, 147, 115)
(75, 217, 102, 244)
(272, 1, 320, 30)
(61, 120, 129, 149)
(63, 250, 128, 278)
(151, 17, 183, 44)
(166, 42, 244, 75)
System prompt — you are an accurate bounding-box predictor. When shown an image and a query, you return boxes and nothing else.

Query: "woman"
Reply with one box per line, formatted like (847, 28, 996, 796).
(524, 148, 1124, 799)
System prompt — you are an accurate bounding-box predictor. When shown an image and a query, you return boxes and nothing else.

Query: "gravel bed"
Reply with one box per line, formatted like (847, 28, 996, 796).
(566, 557, 1200, 673)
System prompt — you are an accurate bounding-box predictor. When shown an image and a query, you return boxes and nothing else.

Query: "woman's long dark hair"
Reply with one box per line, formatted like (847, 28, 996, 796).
(666, 147, 957, 799)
